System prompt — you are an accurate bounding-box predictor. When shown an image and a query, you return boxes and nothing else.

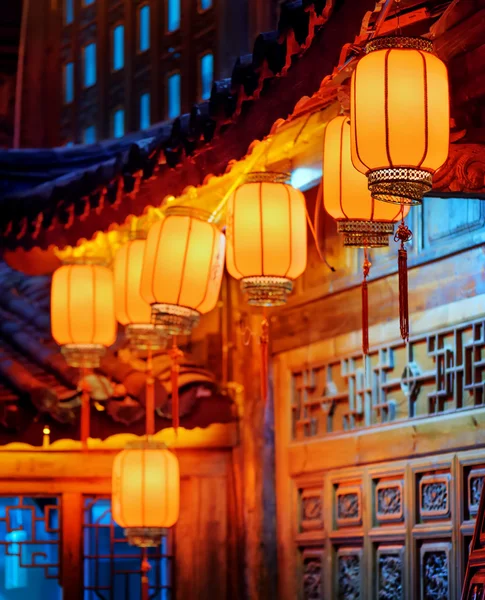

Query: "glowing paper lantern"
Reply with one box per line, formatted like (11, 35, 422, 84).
(51, 263, 116, 367)
(351, 36, 449, 205)
(112, 440, 180, 547)
(140, 207, 225, 336)
(114, 238, 166, 350)
(226, 172, 307, 306)
(323, 115, 409, 247)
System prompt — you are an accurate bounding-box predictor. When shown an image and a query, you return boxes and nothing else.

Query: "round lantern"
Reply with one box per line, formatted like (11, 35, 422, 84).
(225, 172, 307, 306)
(350, 36, 449, 205)
(51, 263, 117, 367)
(140, 207, 225, 336)
(114, 238, 166, 350)
(323, 115, 409, 247)
(112, 440, 180, 547)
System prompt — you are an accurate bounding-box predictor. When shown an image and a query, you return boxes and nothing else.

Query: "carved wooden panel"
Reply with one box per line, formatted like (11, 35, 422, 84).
(468, 469, 485, 518)
(419, 474, 452, 521)
(420, 542, 451, 600)
(336, 547, 362, 599)
(301, 487, 324, 533)
(302, 548, 323, 600)
(291, 318, 485, 441)
(375, 479, 404, 524)
(377, 545, 404, 600)
(335, 484, 362, 528)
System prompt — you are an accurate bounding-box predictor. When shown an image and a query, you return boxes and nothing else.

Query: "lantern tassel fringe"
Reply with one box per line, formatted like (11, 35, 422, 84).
(169, 338, 183, 436)
(80, 367, 90, 451)
(362, 252, 371, 355)
(260, 317, 269, 405)
(394, 221, 413, 343)
(145, 347, 155, 438)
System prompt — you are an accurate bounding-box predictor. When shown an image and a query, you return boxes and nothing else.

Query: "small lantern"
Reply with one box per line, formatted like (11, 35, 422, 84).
(140, 207, 225, 336)
(114, 238, 166, 350)
(323, 115, 408, 247)
(112, 440, 180, 547)
(350, 36, 449, 205)
(51, 263, 117, 368)
(225, 172, 307, 307)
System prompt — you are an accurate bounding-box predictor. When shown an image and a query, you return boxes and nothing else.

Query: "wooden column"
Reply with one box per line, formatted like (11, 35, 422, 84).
(230, 279, 278, 600)
(61, 492, 83, 600)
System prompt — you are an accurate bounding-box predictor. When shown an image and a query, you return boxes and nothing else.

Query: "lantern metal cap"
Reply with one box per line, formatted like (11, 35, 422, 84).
(244, 172, 291, 185)
(241, 276, 293, 307)
(125, 527, 168, 548)
(125, 324, 168, 351)
(368, 167, 433, 205)
(164, 205, 213, 223)
(337, 220, 394, 248)
(61, 344, 105, 368)
(365, 36, 434, 54)
(124, 439, 167, 450)
(152, 303, 200, 336)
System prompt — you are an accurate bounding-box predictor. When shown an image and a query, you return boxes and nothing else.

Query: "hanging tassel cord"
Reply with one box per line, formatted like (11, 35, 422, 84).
(362, 249, 371, 355)
(141, 547, 151, 600)
(260, 315, 269, 406)
(169, 337, 183, 436)
(145, 347, 155, 438)
(394, 220, 413, 343)
(80, 366, 90, 451)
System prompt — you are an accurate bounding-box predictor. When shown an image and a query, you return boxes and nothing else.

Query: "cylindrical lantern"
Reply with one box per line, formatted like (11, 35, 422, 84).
(226, 172, 307, 306)
(112, 440, 180, 547)
(51, 263, 117, 367)
(350, 36, 449, 205)
(323, 115, 409, 247)
(140, 207, 225, 336)
(114, 238, 166, 350)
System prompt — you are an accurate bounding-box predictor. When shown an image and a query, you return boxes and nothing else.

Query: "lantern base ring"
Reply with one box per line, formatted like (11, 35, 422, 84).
(368, 168, 433, 205)
(61, 344, 105, 368)
(337, 220, 394, 248)
(152, 304, 200, 336)
(125, 527, 168, 548)
(241, 276, 293, 307)
(126, 324, 168, 351)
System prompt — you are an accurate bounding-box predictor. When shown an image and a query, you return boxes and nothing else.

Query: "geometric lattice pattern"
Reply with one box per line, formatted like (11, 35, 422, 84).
(292, 318, 485, 440)
(83, 496, 173, 600)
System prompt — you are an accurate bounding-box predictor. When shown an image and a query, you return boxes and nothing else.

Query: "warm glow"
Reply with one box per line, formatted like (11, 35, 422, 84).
(112, 445, 180, 530)
(323, 115, 408, 221)
(114, 239, 151, 326)
(140, 209, 225, 315)
(51, 264, 117, 347)
(350, 40, 449, 175)
(226, 175, 307, 280)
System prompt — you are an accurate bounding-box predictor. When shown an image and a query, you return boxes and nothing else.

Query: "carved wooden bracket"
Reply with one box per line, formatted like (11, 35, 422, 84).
(433, 143, 485, 195)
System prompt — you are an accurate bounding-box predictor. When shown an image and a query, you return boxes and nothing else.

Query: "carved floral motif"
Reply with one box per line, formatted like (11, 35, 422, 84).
(419, 476, 451, 519)
(378, 552, 403, 600)
(376, 484, 402, 520)
(303, 558, 322, 600)
(433, 144, 485, 195)
(468, 470, 485, 516)
(337, 490, 361, 526)
(422, 550, 449, 600)
(303, 496, 322, 522)
(338, 553, 361, 600)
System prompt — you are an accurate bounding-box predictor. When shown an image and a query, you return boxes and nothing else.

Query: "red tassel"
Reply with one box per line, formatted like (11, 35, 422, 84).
(169, 338, 183, 435)
(145, 347, 155, 437)
(394, 221, 413, 343)
(362, 253, 371, 355)
(80, 367, 90, 451)
(141, 548, 150, 600)
(398, 247, 409, 342)
(260, 318, 269, 405)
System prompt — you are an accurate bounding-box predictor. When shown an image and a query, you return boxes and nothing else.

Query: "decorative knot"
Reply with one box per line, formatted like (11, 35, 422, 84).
(394, 222, 413, 245)
(363, 259, 371, 279)
(169, 345, 184, 364)
(260, 317, 269, 344)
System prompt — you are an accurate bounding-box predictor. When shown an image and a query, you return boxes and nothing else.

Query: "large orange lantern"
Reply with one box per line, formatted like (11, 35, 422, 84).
(112, 440, 180, 547)
(350, 36, 449, 205)
(226, 172, 307, 307)
(51, 263, 117, 367)
(51, 262, 116, 449)
(140, 207, 225, 336)
(323, 115, 408, 248)
(114, 238, 166, 350)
